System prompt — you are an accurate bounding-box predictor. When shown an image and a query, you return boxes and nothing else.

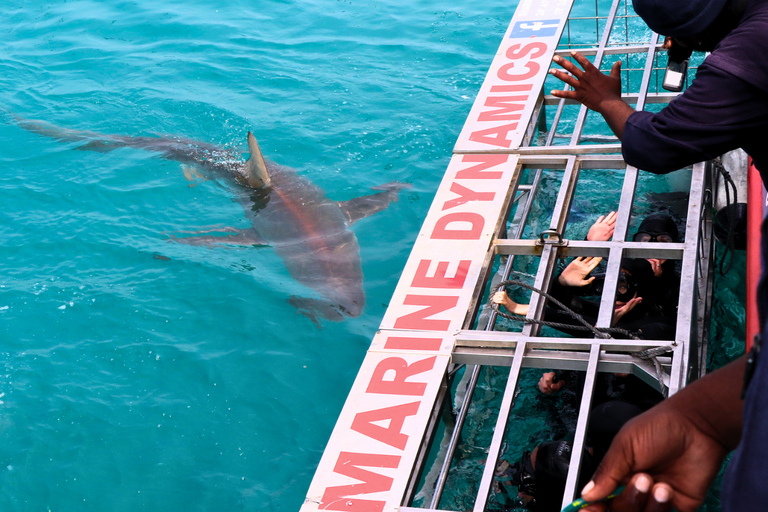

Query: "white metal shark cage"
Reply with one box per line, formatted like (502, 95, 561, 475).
(302, 1, 722, 510)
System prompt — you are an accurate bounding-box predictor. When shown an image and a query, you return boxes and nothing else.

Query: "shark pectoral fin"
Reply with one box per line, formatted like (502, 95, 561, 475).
(168, 227, 267, 247)
(240, 132, 272, 189)
(181, 164, 207, 187)
(338, 181, 412, 225)
(287, 296, 347, 326)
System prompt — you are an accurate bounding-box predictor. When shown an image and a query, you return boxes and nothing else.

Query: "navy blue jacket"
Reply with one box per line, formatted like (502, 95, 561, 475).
(620, 1, 768, 509)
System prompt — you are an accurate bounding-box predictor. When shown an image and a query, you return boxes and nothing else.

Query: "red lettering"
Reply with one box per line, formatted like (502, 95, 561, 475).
(442, 183, 496, 211)
(455, 154, 508, 180)
(431, 212, 485, 239)
(367, 356, 437, 395)
(468, 123, 518, 148)
(393, 295, 458, 331)
(477, 95, 527, 122)
(383, 336, 443, 351)
(411, 259, 472, 289)
(319, 452, 401, 512)
(506, 42, 548, 60)
(497, 60, 539, 81)
(490, 83, 534, 93)
(351, 402, 420, 449)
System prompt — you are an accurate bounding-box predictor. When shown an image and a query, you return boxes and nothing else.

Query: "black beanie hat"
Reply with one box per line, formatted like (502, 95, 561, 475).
(632, 0, 730, 37)
(532, 440, 595, 511)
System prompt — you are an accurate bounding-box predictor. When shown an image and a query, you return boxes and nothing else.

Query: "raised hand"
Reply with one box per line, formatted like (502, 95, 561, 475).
(558, 256, 603, 287)
(613, 296, 642, 325)
(549, 51, 634, 138)
(588, 211, 617, 241)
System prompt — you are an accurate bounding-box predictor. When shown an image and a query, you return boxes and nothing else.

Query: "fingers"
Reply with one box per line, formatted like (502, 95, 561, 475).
(606, 474, 653, 512)
(571, 50, 597, 72)
(550, 87, 578, 100)
(573, 256, 602, 265)
(583, 476, 673, 512)
(605, 211, 617, 225)
(538, 372, 561, 394)
(647, 258, 664, 277)
(615, 297, 642, 316)
(552, 53, 585, 77)
(550, 52, 585, 97)
(549, 67, 580, 86)
(585, 256, 603, 272)
(492, 291, 506, 304)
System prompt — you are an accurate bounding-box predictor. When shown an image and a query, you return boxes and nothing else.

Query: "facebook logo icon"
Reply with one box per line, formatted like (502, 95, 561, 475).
(509, 20, 560, 38)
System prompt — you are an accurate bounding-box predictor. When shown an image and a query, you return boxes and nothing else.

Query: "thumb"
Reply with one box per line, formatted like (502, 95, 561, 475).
(610, 60, 622, 79)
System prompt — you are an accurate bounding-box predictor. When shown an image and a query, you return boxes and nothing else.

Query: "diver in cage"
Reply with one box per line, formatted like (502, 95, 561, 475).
(492, 212, 681, 342)
(493, 212, 678, 409)
(495, 400, 646, 512)
(548, 0, 768, 506)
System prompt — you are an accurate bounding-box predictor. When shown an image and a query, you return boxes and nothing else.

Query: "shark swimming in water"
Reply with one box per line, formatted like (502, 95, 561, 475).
(16, 116, 410, 323)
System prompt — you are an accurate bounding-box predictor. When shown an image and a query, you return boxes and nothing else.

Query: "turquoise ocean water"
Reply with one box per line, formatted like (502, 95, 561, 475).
(0, 1, 744, 511)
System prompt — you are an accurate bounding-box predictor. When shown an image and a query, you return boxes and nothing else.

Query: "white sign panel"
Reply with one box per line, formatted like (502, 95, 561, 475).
(455, 0, 574, 152)
(380, 153, 519, 333)
(301, 348, 452, 512)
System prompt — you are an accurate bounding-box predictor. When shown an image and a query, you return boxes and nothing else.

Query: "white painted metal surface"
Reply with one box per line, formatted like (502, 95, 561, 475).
(302, 1, 716, 510)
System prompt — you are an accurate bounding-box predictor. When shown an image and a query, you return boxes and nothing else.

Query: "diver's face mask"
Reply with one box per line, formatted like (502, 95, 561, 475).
(589, 271, 639, 303)
(633, 231, 674, 243)
(509, 450, 537, 498)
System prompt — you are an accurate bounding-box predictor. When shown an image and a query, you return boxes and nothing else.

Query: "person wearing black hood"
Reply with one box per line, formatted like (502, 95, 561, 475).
(493, 212, 681, 341)
(497, 401, 646, 512)
(546, 0, 766, 510)
(498, 439, 596, 512)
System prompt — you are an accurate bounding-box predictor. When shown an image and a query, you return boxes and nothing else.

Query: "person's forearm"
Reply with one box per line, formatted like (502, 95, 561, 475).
(665, 355, 746, 450)
(597, 98, 634, 140)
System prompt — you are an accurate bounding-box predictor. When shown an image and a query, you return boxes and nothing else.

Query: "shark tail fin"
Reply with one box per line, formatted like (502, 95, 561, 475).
(240, 132, 271, 189)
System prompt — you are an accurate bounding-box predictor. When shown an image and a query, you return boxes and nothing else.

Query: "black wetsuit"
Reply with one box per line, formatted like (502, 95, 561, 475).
(541, 258, 680, 341)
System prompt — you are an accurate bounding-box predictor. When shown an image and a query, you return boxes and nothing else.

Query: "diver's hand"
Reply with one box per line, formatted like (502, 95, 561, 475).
(559, 256, 603, 287)
(492, 291, 529, 316)
(550, 52, 634, 138)
(613, 296, 642, 325)
(579, 357, 746, 512)
(588, 211, 617, 241)
(538, 371, 566, 395)
(647, 258, 665, 277)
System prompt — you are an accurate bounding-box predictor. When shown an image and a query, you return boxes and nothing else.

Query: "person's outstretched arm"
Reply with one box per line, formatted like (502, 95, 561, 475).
(581, 355, 746, 512)
(550, 51, 634, 139)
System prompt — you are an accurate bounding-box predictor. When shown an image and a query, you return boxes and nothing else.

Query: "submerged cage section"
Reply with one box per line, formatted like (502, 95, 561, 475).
(301, 1, 718, 511)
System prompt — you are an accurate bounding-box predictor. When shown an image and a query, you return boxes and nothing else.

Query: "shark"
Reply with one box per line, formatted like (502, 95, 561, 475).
(15, 117, 410, 323)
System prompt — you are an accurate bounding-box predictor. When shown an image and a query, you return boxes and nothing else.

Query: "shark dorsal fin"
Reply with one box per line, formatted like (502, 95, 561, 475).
(242, 132, 271, 188)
